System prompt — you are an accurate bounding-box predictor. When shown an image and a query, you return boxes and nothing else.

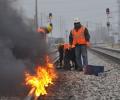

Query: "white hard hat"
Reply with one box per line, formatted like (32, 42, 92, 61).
(73, 18, 80, 23)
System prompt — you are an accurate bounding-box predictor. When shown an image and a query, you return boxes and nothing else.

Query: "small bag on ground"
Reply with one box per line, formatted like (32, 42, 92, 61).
(84, 65, 104, 76)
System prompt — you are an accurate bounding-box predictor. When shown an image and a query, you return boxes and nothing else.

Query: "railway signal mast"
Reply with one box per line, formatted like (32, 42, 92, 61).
(106, 8, 111, 36)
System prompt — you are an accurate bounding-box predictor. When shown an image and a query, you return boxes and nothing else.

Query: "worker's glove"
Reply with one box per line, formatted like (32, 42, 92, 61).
(69, 45, 72, 48)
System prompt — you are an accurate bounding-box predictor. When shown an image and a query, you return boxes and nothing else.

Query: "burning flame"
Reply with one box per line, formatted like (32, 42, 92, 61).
(25, 57, 57, 99)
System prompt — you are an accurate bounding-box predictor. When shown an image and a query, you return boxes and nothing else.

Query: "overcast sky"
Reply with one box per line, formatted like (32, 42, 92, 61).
(16, 0, 118, 37)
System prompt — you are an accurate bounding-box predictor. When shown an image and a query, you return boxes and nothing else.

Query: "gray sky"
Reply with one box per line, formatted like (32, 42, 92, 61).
(16, 0, 118, 37)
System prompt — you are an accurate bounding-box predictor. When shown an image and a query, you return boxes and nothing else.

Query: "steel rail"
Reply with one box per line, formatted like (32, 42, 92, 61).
(89, 48, 120, 64)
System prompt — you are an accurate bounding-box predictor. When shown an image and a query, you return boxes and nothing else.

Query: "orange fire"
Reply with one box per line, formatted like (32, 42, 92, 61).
(25, 57, 57, 99)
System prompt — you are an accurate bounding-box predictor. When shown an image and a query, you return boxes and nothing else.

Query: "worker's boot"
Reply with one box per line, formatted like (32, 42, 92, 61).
(70, 61, 74, 71)
(83, 67, 86, 74)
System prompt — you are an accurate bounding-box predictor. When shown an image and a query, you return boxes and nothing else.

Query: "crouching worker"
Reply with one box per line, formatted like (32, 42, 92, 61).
(58, 43, 64, 69)
(63, 43, 71, 70)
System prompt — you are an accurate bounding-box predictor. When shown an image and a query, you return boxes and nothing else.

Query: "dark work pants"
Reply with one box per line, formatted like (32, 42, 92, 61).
(64, 49, 71, 70)
(69, 48, 77, 69)
(59, 54, 63, 66)
(75, 45, 88, 68)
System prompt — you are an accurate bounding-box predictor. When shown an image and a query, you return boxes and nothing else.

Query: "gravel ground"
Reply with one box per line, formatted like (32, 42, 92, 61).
(43, 50, 120, 100)
(1, 50, 120, 100)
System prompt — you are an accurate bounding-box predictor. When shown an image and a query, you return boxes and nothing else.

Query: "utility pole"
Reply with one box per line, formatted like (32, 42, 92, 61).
(35, 0, 38, 30)
(118, 0, 120, 39)
(40, 12, 43, 26)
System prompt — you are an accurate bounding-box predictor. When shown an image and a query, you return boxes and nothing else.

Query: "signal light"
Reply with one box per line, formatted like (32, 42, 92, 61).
(106, 8, 110, 14)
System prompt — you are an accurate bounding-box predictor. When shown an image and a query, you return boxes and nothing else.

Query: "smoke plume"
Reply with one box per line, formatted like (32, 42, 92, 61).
(0, 0, 47, 96)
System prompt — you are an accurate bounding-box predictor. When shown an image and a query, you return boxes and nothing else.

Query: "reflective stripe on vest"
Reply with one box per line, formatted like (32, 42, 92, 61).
(72, 26, 86, 45)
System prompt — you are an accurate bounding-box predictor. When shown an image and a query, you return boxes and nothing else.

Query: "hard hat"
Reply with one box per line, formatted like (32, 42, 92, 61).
(73, 18, 80, 23)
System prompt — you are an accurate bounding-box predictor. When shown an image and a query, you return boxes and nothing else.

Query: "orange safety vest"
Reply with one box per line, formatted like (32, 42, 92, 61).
(64, 43, 70, 50)
(72, 26, 86, 45)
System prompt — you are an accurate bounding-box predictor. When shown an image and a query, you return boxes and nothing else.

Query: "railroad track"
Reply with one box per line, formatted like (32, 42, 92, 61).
(49, 49, 59, 64)
(89, 47, 120, 64)
(93, 46, 120, 53)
